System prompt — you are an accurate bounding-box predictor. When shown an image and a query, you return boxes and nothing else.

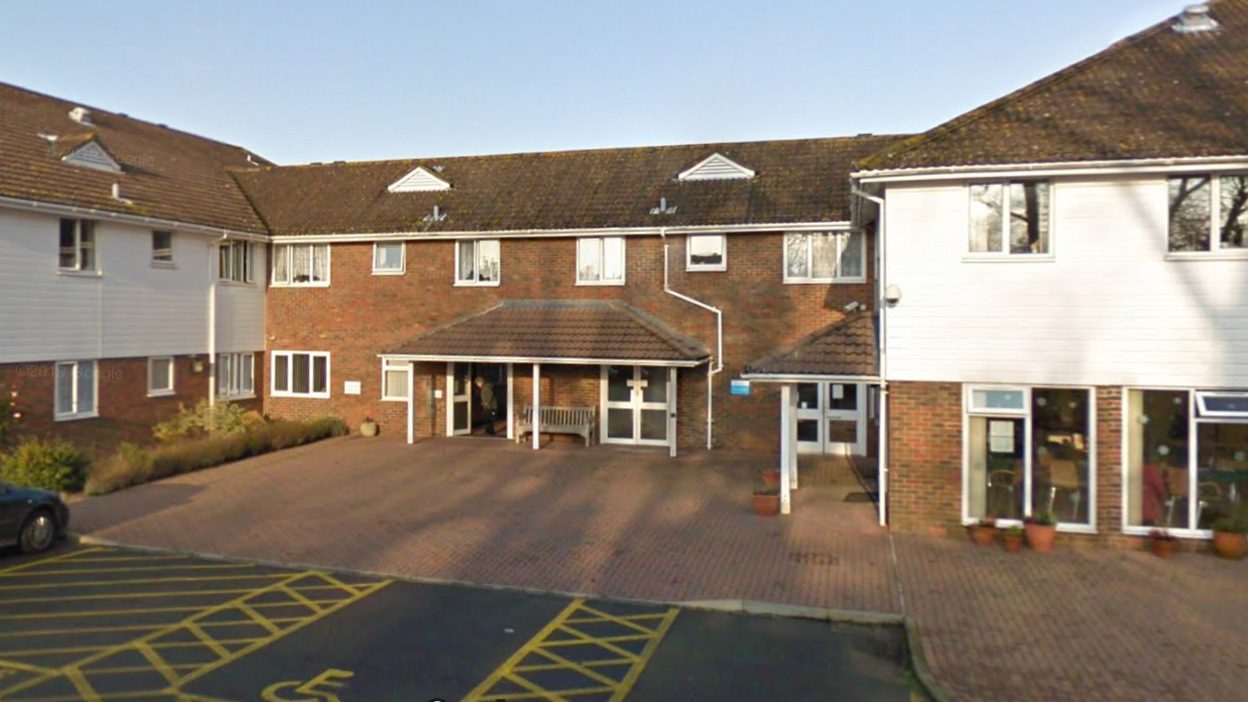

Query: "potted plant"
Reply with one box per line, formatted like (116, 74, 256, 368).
(762, 469, 781, 489)
(1210, 516, 1248, 560)
(752, 485, 780, 516)
(1024, 512, 1057, 553)
(968, 517, 997, 547)
(1149, 527, 1179, 557)
(359, 417, 379, 437)
(1003, 525, 1025, 553)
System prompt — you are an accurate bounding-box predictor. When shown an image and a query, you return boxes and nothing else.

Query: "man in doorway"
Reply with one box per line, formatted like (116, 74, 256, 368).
(475, 376, 498, 435)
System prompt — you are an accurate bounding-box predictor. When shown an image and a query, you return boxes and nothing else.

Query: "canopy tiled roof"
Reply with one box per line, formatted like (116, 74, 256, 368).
(743, 313, 877, 377)
(0, 82, 270, 232)
(386, 301, 710, 364)
(858, 0, 1248, 172)
(232, 135, 907, 236)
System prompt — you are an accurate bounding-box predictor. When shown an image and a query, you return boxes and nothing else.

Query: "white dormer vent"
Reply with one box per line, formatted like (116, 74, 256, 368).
(677, 152, 755, 181)
(423, 204, 447, 222)
(68, 106, 93, 125)
(649, 197, 678, 215)
(63, 141, 122, 173)
(1173, 4, 1218, 33)
(387, 166, 452, 192)
(111, 183, 133, 205)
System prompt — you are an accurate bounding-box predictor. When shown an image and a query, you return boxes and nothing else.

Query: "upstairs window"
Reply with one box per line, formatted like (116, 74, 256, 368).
(687, 234, 726, 271)
(219, 241, 253, 283)
(456, 239, 501, 285)
(968, 181, 1051, 255)
(152, 231, 174, 265)
(784, 231, 863, 283)
(59, 219, 96, 272)
(1168, 174, 1248, 253)
(577, 237, 625, 285)
(272, 243, 330, 286)
(373, 242, 405, 274)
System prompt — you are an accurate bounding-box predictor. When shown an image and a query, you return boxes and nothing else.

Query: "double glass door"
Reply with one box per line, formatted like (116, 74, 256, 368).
(796, 382, 866, 455)
(448, 362, 508, 437)
(603, 365, 672, 446)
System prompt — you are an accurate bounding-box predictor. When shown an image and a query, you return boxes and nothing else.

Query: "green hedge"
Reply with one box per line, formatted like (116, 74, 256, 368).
(0, 438, 90, 492)
(86, 417, 348, 496)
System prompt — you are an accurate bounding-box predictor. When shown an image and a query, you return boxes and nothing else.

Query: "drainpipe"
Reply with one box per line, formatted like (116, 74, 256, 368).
(852, 189, 888, 528)
(208, 236, 222, 408)
(660, 229, 723, 450)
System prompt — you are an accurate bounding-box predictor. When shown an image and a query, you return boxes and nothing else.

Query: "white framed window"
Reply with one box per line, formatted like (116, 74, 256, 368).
(964, 385, 1095, 530)
(686, 234, 726, 271)
(1168, 174, 1248, 253)
(783, 231, 863, 283)
(272, 243, 330, 286)
(373, 242, 405, 274)
(455, 239, 501, 285)
(577, 236, 625, 285)
(382, 359, 410, 401)
(147, 357, 175, 397)
(54, 360, 97, 420)
(58, 218, 96, 272)
(151, 231, 174, 266)
(218, 241, 254, 283)
(967, 180, 1051, 256)
(218, 353, 255, 399)
(272, 351, 330, 398)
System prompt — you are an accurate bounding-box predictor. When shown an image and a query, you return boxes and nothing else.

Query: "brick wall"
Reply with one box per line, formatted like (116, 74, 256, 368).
(886, 381, 964, 536)
(0, 355, 261, 457)
(265, 232, 874, 452)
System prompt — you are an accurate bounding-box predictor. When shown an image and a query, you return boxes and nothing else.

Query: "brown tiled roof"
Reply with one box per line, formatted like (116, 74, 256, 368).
(858, 1, 1248, 172)
(232, 135, 907, 236)
(0, 82, 270, 232)
(744, 313, 877, 377)
(386, 301, 709, 364)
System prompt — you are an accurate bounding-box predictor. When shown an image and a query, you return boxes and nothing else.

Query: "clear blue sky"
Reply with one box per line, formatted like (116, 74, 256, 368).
(2, 0, 1183, 164)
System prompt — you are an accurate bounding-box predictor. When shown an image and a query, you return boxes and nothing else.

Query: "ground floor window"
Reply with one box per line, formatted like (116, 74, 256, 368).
(382, 359, 409, 400)
(272, 352, 328, 398)
(1125, 388, 1248, 531)
(965, 386, 1093, 526)
(218, 353, 255, 399)
(54, 360, 97, 420)
(148, 357, 175, 397)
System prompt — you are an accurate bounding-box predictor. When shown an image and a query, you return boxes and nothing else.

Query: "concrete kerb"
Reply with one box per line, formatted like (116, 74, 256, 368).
(67, 533, 949, 700)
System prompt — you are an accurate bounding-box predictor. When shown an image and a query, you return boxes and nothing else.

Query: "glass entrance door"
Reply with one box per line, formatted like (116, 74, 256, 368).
(795, 382, 866, 456)
(603, 365, 671, 446)
(449, 362, 471, 436)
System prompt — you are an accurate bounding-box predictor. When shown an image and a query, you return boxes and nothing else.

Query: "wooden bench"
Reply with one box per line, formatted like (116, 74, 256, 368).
(515, 405, 597, 447)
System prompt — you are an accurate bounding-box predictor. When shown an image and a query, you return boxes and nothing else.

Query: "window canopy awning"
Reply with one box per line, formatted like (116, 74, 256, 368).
(382, 300, 710, 367)
(742, 312, 879, 382)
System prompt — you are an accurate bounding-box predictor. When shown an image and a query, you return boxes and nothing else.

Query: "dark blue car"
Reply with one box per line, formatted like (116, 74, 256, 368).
(0, 481, 70, 553)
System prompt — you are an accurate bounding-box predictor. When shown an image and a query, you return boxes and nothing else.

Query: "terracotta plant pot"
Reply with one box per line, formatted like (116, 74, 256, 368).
(752, 492, 780, 516)
(1211, 531, 1247, 560)
(762, 469, 781, 488)
(1003, 533, 1024, 553)
(969, 525, 997, 547)
(360, 421, 379, 437)
(1151, 537, 1179, 558)
(1025, 523, 1057, 553)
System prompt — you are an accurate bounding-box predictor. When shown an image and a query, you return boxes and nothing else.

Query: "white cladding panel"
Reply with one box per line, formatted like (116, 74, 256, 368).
(0, 207, 266, 363)
(214, 243, 266, 353)
(883, 178, 1248, 387)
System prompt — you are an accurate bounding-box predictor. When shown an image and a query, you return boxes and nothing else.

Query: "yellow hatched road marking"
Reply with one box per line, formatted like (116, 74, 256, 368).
(34, 554, 197, 565)
(0, 573, 295, 591)
(0, 616, 308, 639)
(0, 548, 108, 578)
(2, 563, 258, 578)
(459, 599, 679, 702)
(0, 583, 357, 606)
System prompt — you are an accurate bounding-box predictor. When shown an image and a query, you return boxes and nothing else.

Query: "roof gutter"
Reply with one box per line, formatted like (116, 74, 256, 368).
(378, 353, 706, 368)
(853, 154, 1248, 184)
(270, 221, 852, 245)
(660, 227, 724, 451)
(0, 194, 270, 242)
(740, 373, 881, 383)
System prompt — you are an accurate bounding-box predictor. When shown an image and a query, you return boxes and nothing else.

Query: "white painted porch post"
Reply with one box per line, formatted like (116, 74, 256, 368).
(406, 361, 415, 445)
(506, 363, 515, 440)
(780, 383, 793, 515)
(532, 363, 541, 450)
(789, 384, 799, 490)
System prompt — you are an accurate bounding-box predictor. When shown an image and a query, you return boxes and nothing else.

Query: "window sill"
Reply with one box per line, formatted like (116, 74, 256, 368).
(147, 390, 176, 398)
(220, 393, 256, 401)
(961, 254, 1055, 263)
(57, 269, 102, 278)
(1122, 525, 1211, 540)
(151, 261, 177, 270)
(1165, 250, 1248, 262)
(271, 392, 330, 399)
(382, 396, 409, 402)
(372, 269, 406, 276)
(217, 280, 256, 288)
(963, 518, 1096, 534)
(575, 280, 625, 287)
(783, 277, 866, 285)
(54, 412, 99, 422)
(454, 280, 501, 287)
(686, 265, 727, 273)
(270, 282, 331, 288)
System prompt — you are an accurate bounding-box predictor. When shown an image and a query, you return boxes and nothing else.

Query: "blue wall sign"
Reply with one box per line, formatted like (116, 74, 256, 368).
(730, 379, 751, 396)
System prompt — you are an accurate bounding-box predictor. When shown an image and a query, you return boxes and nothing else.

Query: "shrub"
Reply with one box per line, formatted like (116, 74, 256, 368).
(0, 438, 89, 492)
(0, 387, 22, 450)
(152, 400, 263, 442)
(85, 443, 155, 496)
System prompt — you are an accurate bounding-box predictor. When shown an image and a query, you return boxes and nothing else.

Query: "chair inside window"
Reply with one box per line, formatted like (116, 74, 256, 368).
(1046, 460, 1082, 521)
(987, 468, 1018, 519)
(1165, 467, 1214, 528)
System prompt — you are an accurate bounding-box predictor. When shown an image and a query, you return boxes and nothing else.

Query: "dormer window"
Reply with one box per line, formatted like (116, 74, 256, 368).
(968, 180, 1051, 256)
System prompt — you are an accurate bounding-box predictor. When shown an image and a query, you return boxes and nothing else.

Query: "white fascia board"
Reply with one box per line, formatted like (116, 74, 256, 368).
(272, 221, 852, 244)
(740, 373, 882, 383)
(0, 195, 270, 241)
(854, 154, 1248, 184)
(379, 353, 707, 368)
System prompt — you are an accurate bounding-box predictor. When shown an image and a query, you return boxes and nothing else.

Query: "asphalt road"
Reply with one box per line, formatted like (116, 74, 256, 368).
(0, 544, 922, 702)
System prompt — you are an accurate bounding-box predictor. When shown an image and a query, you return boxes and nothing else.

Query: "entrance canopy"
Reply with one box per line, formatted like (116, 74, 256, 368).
(382, 300, 708, 367)
(741, 312, 879, 382)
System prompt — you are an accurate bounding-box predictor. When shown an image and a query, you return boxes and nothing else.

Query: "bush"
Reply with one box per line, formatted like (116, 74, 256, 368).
(86, 416, 349, 495)
(152, 400, 264, 442)
(0, 438, 89, 492)
(0, 387, 22, 450)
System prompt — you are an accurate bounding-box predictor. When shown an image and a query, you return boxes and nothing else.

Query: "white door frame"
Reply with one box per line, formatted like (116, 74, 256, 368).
(600, 365, 672, 447)
(794, 381, 867, 457)
(446, 361, 471, 436)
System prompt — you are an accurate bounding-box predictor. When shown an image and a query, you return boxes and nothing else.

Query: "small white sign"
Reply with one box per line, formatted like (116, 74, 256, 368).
(989, 420, 1014, 453)
(343, 381, 361, 395)
(832, 384, 844, 400)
